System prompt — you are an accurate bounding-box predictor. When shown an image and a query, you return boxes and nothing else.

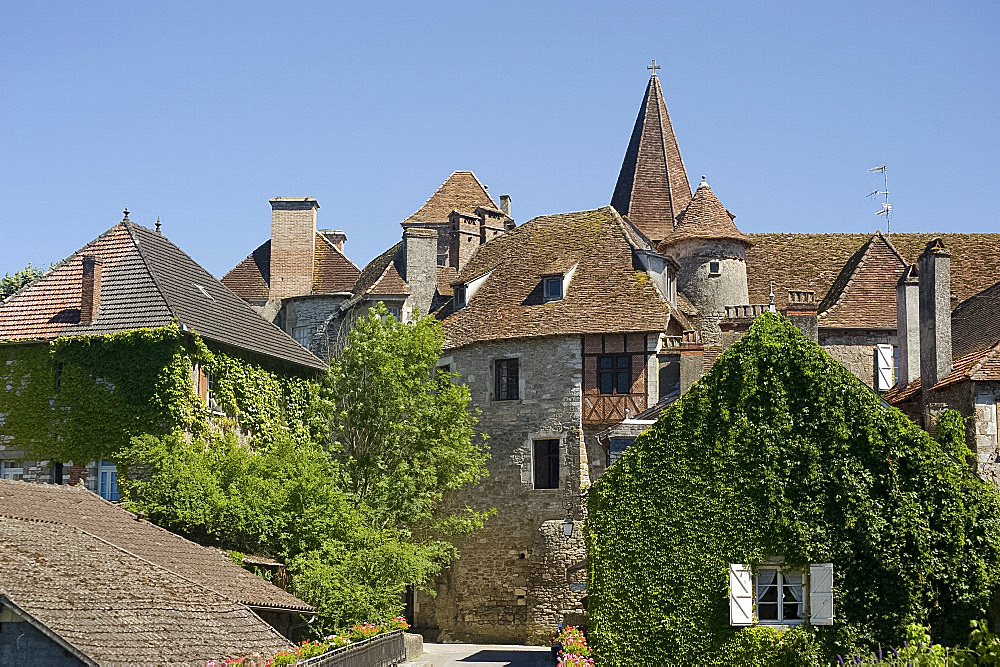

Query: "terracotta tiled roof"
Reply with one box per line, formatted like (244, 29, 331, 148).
(0, 221, 325, 371)
(659, 178, 749, 249)
(0, 479, 312, 613)
(436, 266, 458, 297)
(0, 513, 291, 665)
(402, 171, 498, 225)
(353, 242, 402, 297)
(440, 206, 687, 349)
(365, 260, 410, 296)
(745, 233, 1000, 322)
(952, 280, 1000, 359)
(610, 75, 692, 242)
(816, 232, 908, 328)
(222, 232, 360, 300)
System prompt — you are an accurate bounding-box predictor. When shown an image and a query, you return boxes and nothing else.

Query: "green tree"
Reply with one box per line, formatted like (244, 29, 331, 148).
(0, 263, 46, 299)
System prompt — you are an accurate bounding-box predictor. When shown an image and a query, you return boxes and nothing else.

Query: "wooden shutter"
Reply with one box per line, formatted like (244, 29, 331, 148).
(875, 345, 893, 391)
(809, 563, 834, 625)
(729, 564, 753, 626)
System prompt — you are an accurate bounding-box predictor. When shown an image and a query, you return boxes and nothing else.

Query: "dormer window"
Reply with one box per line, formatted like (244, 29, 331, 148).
(543, 275, 563, 302)
(709, 261, 721, 277)
(454, 285, 467, 309)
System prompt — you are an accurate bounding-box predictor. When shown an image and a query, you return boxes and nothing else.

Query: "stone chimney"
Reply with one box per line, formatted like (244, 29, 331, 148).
(679, 330, 705, 392)
(80, 254, 102, 324)
(895, 264, 920, 388)
(918, 239, 952, 389)
(785, 290, 818, 342)
(269, 197, 318, 299)
(499, 194, 511, 217)
(477, 206, 507, 245)
(448, 210, 481, 270)
(320, 230, 347, 253)
(402, 228, 438, 316)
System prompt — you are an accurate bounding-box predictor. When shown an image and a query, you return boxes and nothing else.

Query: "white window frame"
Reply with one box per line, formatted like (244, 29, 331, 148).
(1, 460, 24, 480)
(708, 260, 722, 277)
(875, 344, 894, 391)
(730, 561, 833, 627)
(754, 566, 805, 625)
(543, 275, 563, 302)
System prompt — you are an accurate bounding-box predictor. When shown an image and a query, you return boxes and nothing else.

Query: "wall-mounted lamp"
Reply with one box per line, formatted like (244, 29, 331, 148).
(562, 516, 574, 537)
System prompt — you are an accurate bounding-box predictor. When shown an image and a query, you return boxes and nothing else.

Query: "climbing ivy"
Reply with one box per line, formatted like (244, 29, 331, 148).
(0, 324, 320, 463)
(585, 313, 1000, 666)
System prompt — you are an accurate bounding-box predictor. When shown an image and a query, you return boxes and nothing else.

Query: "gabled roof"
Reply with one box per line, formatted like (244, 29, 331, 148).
(352, 242, 404, 298)
(0, 220, 325, 372)
(745, 232, 1000, 321)
(816, 232, 909, 328)
(440, 206, 688, 349)
(222, 232, 361, 300)
(611, 74, 692, 242)
(0, 513, 291, 665)
(952, 279, 1000, 360)
(402, 171, 498, 225)
(658, 177, 749, 249)
(0, 479, 312, 613)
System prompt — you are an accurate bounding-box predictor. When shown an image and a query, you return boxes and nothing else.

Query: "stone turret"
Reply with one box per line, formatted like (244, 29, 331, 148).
(658, 176, 751, 348)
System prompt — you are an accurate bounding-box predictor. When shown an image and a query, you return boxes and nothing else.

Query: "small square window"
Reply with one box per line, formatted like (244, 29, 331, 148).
(533, 439, 560, 489)
(543, 276, 563, 301)
(292, 326, 310, 347)
(494, 358, 519, 401)
(709, 261, 721, 276)
(598, 355, 632, 394)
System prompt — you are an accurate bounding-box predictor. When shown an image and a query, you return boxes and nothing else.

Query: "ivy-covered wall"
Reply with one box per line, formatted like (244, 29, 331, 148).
(585, 314, 1000, 665)
(0, 324, 320, 467)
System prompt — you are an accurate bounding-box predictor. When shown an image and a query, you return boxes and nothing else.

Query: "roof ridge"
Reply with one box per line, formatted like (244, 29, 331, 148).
(123, 221, 180, 323)
(816, 234, 876, 315)
(316, 231, 361, 272)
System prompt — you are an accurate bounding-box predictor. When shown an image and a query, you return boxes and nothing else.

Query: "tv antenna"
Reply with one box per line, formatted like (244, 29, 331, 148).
(867, 164, 892, 237)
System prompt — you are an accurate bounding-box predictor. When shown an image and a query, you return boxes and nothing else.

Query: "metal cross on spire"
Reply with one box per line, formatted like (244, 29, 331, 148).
(647, 59, 661, 76)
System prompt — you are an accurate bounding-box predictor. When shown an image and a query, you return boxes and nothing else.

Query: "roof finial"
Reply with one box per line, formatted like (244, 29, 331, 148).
(769, 283, 776, 313)
(155, 217, 162, 233)
(699, 174, 709, 189)
(647, 59, 661, 77)
(122, 205, 130, 222)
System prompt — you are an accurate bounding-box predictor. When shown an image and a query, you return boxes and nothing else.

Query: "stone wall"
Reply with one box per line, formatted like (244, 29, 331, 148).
(279, 294, 349, 361)
(819, 328, 896, 389)
(0, 605, 82, 666)
(669, 238, 749, 349)
(416, 335, 588, 644)
(972, 383, 1000, 484)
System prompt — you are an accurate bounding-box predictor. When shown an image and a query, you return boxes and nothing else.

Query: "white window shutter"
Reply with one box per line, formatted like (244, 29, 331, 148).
(875, 345, 893, 391)
(729, 564, 753, 626)
(809, 563, 834, 625)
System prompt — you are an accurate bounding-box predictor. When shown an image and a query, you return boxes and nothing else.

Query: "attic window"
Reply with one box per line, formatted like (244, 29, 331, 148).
(454, 285, 467, 309)
(709, 261, 721, 277)
(543, 275, 563, 302)
(194, 284, 213, 300)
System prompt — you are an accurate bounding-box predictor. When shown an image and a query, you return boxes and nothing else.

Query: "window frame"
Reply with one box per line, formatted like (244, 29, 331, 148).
(494, 358, 520, 401)
(532, 438, 560, 489)
(292, 325, 310, 348)
(543, 275, 563, 302)
(453, 285, 467, 309)
(708, 260, 722, 276)
(597, 354, 633, 395)
(754, 565, 805, 625)
(1, 460, 24, 481)
(98, 459, 121, 501)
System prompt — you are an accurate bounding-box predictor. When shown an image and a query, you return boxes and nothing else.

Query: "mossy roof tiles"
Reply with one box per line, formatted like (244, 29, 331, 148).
(402, 171, 498, 225)
(659, 181, 750, 249)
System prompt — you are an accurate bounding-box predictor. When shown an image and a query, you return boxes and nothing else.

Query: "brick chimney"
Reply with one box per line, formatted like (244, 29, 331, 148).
(402, 228, 438, 316)
(476, 206, 507, 245)
(895, 264, 920, 388)
(269, 197, 318, 299)
(918, 239, 952, 389)
(320, 230, 347, 253)
(785, 290, 818, 342)
(679, 330, 705, 392)
(448, 210, 481, 270)
(80, 254, 103, 324)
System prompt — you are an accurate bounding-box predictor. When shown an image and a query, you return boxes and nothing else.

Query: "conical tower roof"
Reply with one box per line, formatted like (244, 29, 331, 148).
(611, 72, 692, 242)
(658, 176, 750, 250)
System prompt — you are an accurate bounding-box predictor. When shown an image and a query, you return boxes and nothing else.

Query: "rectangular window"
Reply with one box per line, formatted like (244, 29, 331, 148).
(709, 260, 721, 276)
(51, 462, 63, 485)
(598, 355, 632, 394)
(494, 358, 519, 401)
(98, 460, 121, 501)
(54, 362, 64, 391)
(1, 460, 24, 481)
(386, 306, 402, 320)
(755, 568, 803, 624)
(543, 276, 563, 301)
(533, 439, 560, 489)
(292, 326, 310, 348)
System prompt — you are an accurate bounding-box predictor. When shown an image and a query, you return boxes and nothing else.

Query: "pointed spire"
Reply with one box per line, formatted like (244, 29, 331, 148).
(659, 175, 750, 249)
(611, 71, 692, 242)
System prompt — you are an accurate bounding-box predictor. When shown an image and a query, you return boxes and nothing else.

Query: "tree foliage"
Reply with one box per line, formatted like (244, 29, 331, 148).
(0, 263, 46, 300)
(585, 313, 1000, 666)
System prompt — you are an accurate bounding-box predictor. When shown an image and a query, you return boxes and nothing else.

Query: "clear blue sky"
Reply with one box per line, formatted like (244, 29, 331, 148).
(2, 1, 997, 277)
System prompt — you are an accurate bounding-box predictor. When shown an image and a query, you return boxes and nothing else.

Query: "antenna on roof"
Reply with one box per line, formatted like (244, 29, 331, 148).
(867, 165, 892, 237)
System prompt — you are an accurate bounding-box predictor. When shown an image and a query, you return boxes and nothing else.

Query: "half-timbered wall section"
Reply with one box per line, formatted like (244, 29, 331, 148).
(582, 333, 656, 424)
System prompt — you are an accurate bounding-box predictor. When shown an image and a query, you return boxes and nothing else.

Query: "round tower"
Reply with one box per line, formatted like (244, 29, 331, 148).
(658, 176, 751, 348)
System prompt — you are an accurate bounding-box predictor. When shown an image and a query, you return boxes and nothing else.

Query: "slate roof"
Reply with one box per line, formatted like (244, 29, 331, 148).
(745, 232, 1000, 323)
(0, 220, 325, 371)
(222, 232, 361, 300)
(0, 514, 291, 666)
(610, 74, 692, 242)
(659, 178, 750, 249)
(440, 206, 688, 349)
(402, 171, 498, 225)
(0, 479, 312, 613)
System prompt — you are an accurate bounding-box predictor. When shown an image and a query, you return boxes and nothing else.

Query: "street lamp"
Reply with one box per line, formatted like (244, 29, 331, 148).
(562, 516, 574, 537)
